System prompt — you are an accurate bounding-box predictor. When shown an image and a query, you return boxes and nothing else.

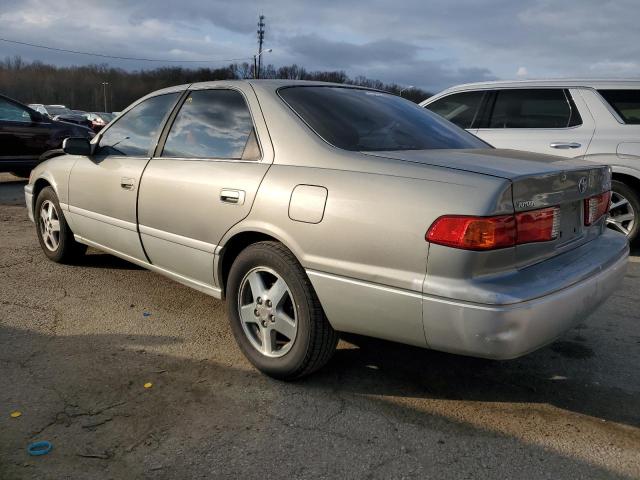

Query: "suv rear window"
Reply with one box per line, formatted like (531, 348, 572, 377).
(486, 89, 581, 129)
(598, 90, 640, 124)
(278, 86, 488, 152)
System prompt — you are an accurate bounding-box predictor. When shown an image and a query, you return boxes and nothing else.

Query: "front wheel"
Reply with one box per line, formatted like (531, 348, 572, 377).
(35, 186, 87, 263)
(226, 241, 339, 380)
(607, 180, 639, 243)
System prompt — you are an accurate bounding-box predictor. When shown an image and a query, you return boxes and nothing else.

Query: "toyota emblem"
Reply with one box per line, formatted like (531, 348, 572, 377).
(578, 177, 588, 194)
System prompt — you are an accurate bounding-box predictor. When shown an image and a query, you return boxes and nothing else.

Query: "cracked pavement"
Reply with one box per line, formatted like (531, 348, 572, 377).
(1, 173, 640, 479)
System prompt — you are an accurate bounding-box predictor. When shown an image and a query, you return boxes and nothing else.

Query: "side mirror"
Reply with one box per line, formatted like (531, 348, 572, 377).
(62, 137, 92, 156)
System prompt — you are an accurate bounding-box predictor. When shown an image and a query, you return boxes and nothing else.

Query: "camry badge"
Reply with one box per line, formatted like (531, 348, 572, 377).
(578, 177, 588, 194)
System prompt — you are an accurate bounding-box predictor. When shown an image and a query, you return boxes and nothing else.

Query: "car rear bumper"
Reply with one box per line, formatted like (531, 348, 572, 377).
(422, 230, 629, 359)
(24, 184, 34, 222)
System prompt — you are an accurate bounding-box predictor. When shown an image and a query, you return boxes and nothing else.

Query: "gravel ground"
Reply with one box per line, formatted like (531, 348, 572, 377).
(1, 173, 639, 479)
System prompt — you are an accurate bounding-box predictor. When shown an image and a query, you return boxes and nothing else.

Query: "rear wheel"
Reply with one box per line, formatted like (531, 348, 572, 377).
(226, 241, 338, 380)
(35, 187, 87, 263)
(607, 180, 639, 243)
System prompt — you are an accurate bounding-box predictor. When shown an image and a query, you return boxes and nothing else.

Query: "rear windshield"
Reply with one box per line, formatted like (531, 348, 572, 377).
(278, 86, 488, 151)
(598, 90, 640, 124)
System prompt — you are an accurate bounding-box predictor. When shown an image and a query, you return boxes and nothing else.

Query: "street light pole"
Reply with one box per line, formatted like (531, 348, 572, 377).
(101, 82, 109, 112)
(253, 49, 272, 79)
(399, 85, 414, 97)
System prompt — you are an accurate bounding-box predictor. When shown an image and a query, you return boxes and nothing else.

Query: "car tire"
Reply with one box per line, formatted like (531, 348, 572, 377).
(10, 169, 31, 179)
(34, 186, 87, 263)
(226, 241, 339, 380)
(609, 180, 639, 244)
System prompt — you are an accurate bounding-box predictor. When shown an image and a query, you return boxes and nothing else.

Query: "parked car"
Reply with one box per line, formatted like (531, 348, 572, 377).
(0, 94, 93, 177)
(28, 103, 48, 115)
(24, 81, 628, 379)
(42, 105, 71, 118)
(421, 80, 640, 242)
(85, 112, 116, 132)
(53, 112, 93, 130)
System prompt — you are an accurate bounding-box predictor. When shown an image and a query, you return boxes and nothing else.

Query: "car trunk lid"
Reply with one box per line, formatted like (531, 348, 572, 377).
(365, 148, 611, 267)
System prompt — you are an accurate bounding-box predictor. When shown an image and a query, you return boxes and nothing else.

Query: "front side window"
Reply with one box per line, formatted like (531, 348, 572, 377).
(598, 90, 640, 124)
(97, 93, 179, 156)
(0, 98, 32, 122)
(162, 89, 260, 160)
(487, 89, 581, 129)
(425, 91, 485, 129)
(279, 86, 487, 151)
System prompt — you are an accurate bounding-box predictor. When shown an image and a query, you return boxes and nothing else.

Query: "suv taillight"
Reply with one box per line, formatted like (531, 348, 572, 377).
(426, 207, 561, 250)
(584, 191, 611, 225)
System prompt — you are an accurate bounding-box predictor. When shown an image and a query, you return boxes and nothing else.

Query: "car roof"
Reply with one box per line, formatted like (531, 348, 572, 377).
(187, 79, 372, 89)
(1, 93, 33, 109)
(436, 78, 640, 95)
(141, 79, 385, 105)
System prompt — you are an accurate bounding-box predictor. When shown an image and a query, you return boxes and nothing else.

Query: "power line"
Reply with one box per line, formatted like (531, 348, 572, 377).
(0, 37, 252, 64)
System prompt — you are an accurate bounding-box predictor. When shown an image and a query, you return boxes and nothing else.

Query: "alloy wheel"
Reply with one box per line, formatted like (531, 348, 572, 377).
(607, 190, 636, 237)
(238, 267, 298, 358)
(39, 200, 61, 251)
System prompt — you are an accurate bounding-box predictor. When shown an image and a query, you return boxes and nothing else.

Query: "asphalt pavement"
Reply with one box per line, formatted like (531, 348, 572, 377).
(1, 173, 639, 479)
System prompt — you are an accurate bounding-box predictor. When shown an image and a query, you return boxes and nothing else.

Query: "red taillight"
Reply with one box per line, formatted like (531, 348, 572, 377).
(584, 191, 611, 225)
(426, 215, 516, 250)
(515, 207, 560, 244)
(426, 207, 561, 250)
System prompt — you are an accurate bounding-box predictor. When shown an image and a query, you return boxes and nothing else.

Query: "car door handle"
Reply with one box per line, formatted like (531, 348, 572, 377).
(550, 142, 581, 149)
(220, 189, 245, 205)
(120, 177, 136, 190)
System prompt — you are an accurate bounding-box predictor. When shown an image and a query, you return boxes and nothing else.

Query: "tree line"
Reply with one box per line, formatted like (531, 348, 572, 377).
(0, 56, 431, 112)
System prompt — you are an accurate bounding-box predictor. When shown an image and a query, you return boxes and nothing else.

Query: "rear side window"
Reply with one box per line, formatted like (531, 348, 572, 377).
(425, 91, 485, 129)
(0, 98, 32, 122)
(279, 86, 488, 152)
(598, 90, 640, 124)
(162, 89, 260, 160)
(97, 93, 179, 157)
(487, 89, 581, 128)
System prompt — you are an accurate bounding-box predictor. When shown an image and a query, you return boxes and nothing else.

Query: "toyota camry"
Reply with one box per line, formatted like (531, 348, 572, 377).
(24, 80, 629, 379)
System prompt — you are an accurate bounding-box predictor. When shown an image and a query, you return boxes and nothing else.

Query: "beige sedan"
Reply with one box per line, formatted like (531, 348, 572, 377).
(25, 80, 628, 379)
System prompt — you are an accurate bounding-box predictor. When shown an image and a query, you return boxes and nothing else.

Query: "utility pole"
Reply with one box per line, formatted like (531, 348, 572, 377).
(256, 14, 265, 79)
(101, 82, 109, 112)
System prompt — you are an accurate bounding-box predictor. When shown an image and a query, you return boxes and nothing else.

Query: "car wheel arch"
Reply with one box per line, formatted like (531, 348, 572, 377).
(216, 228, 305, 298)
(611, 170, 640, 194)
(32, 177, 54, 216)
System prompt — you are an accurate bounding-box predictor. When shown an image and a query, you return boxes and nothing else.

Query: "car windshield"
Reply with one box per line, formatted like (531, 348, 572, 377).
(278, 86, 488, 151)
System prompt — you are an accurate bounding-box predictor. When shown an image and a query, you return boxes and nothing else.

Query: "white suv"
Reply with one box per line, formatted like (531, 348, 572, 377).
(421, 80, 640, 242)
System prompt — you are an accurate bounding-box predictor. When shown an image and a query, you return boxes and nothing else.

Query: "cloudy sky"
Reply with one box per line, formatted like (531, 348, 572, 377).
(1, 0, 639, 92)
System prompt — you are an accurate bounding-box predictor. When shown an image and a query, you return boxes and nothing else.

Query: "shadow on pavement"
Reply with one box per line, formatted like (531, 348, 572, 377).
(314, 333, 640, 430)
(0, 177, 27, 206)
(0, 324, 634, 479)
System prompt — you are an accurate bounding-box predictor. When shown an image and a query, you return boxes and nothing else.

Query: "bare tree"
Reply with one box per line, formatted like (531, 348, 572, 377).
(0, 57, 432, 111)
